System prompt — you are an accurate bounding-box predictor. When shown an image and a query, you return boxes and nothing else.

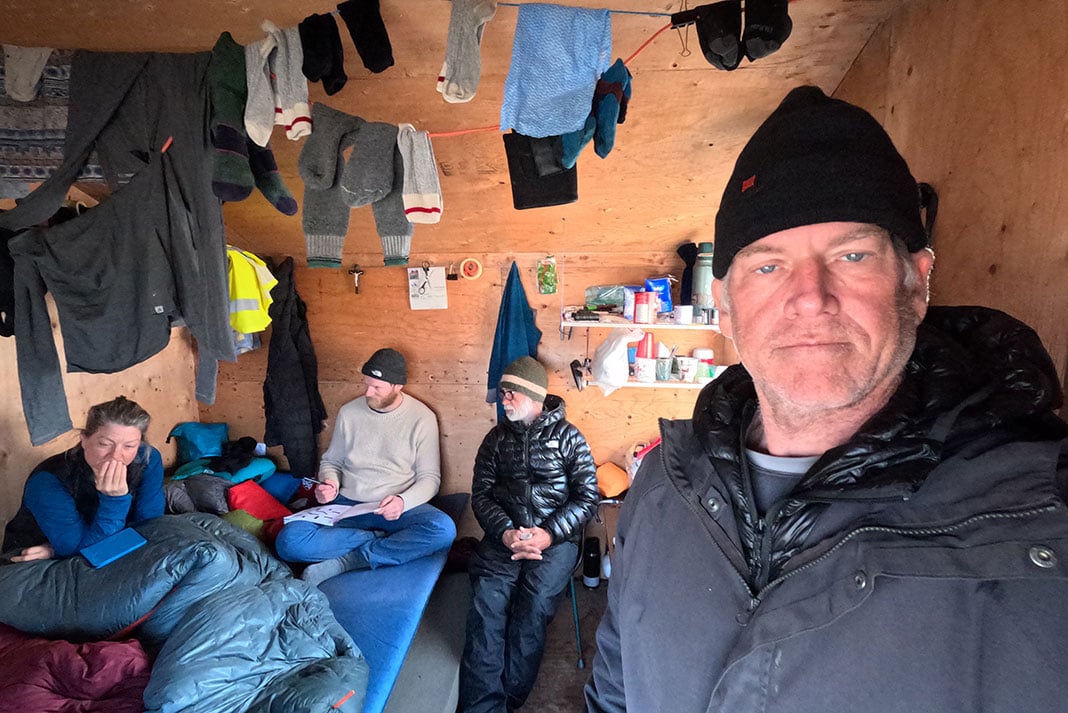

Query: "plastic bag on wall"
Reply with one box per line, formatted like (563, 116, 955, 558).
(590, 327, 644, 396)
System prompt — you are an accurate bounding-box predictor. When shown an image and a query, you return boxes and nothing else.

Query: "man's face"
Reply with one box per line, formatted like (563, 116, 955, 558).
(714, 222, 933, 422)
(501, 388, 538, 424)
(364, 375, 403, 411)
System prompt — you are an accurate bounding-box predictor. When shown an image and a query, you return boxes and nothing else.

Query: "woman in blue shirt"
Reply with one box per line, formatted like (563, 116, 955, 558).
(2, 396, 165, 560)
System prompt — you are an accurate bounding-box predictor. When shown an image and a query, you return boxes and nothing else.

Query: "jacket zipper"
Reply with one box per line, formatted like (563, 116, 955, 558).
(754, 502, 1061, 604)
(661, 442, 759, 609)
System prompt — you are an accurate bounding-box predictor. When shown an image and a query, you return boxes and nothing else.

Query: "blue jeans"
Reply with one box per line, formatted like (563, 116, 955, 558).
(275, 498, 456, 569)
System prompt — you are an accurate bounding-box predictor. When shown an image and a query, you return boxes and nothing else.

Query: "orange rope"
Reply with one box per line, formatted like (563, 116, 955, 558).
(624, 22, 672, 66)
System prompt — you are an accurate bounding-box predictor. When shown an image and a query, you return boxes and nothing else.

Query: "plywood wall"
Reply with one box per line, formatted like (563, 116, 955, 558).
(203, 254, 734, 536)
(836, 0, 1068, 395)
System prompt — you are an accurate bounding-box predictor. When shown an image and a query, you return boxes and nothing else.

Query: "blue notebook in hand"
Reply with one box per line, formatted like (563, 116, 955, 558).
(80, 527, 147, 568)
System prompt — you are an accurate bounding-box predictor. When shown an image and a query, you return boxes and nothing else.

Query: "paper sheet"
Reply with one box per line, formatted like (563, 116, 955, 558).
(408, 265, 448, 310)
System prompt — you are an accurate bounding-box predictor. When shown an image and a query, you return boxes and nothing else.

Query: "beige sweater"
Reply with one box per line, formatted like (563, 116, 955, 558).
(318, 394, 441, 510)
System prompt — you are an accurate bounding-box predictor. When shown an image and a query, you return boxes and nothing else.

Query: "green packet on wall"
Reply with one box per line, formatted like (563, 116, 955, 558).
(537, 256, 557, 294)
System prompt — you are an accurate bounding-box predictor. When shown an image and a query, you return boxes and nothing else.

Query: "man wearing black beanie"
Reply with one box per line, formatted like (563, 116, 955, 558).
(586, 86, 1068, 713)
(275, 347, 457, 585)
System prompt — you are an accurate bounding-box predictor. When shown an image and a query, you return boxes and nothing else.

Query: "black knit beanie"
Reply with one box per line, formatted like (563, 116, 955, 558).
(362, 347, 407, 385)
(713, 85, 927, 278)
(500, 356, 548, 403)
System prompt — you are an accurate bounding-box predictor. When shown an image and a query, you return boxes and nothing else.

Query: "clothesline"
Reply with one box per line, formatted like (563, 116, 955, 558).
(426, 21, 669, 138)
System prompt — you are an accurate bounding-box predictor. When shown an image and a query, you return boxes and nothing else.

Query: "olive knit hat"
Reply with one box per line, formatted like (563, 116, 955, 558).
(713, 85, 928, 278)
(361, 347, 407, 385)
(500, 356, 548, 403)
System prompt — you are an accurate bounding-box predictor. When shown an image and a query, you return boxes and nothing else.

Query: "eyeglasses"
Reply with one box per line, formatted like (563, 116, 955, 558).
(499, 389, 516, 402)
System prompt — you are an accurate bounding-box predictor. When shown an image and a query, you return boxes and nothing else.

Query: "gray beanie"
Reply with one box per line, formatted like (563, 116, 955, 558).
(500, 356, 548, 403)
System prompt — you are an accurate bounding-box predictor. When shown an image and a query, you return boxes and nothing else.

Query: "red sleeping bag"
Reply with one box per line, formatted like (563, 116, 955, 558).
(0, 623, 150, 713)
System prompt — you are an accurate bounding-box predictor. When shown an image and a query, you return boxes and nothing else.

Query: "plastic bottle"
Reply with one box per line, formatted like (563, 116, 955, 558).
(691, 242, 715, 323)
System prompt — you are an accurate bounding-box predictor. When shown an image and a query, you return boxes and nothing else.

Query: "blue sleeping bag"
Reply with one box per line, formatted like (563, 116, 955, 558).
(0, 513, 369, 713)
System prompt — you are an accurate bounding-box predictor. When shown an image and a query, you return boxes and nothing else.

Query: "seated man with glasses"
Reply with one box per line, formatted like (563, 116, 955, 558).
(459, 356, 599, 713)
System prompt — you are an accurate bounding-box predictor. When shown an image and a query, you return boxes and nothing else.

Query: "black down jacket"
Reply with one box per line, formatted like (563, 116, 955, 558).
(472, 394, 599, 544)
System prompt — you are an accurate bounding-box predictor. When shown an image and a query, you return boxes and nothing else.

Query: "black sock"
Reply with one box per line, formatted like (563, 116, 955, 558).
(337, 0, 395, 74)
(743, 0, 793, 61)
(696, 1, 743, 71)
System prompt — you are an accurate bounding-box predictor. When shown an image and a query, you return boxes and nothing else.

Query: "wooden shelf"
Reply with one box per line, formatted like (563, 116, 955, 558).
(615, 379, 708, 389)
(561, 312, 720, 332)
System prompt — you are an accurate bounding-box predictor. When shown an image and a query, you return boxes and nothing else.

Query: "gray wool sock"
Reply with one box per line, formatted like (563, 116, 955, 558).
(440, 0, 497, 103)
(397, 123, 443, 224)
(340, 119, 397, 208)
(298, 103, 364, 190)
(302, 183, 350, 268)
(300, 104, 366, 267)
(301, 549, 370, 587)
(374, 145, 415, 266)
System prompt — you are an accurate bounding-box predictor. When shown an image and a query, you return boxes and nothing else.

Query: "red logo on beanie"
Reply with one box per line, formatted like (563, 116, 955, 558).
(741, 175, 756, 193)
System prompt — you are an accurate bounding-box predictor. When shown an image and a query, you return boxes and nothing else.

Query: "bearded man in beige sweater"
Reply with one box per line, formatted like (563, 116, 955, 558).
(275, 348, 457, 586)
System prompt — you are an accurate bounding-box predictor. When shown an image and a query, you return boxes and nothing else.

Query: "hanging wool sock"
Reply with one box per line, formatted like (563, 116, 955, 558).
(337, 0, 395, 74)
(298, 102, 361, 190)
(207, 32, 255, 202)
(244, 27, 280, 147)
(592, 59, 632, 158)
(396, 124, 443, 224)
(299, 103, 364, 267)
(339, 119, 397, 208)
(299, 12, 348, 96)
(270, 23, 312, 141)
(694, 1, 743, 71)
(301, 180, 351, 268)
(743, 0, 793, 61)
(245, 22, 311, 145)
(373, 145, 415, 266)
(248, 139, 298, 215)
(440, 0, 497, 103)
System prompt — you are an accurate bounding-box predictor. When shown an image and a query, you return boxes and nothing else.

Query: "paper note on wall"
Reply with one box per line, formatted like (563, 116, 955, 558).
(408, 265, 448, 310)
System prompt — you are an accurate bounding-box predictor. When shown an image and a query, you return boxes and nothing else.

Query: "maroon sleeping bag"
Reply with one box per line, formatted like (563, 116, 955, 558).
(0, 623, 150, 713)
